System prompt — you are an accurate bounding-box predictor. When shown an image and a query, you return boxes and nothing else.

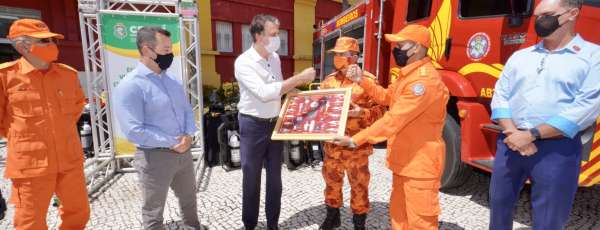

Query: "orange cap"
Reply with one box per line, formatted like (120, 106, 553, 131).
(8, 18, 64, 40)
(328, 36, 360, 53)
(384, 25, 430, 48)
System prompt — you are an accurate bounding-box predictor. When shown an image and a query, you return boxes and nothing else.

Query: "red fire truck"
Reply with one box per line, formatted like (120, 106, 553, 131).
(313, 0, 600, 189)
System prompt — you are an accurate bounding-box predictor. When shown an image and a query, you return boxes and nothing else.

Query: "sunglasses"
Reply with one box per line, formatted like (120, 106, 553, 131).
(28, 37, 57, 45)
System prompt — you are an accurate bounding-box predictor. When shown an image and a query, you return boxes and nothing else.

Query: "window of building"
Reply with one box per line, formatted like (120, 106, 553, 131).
(406, 0, 432, 22)
(459, 0, 531, 18)
(241, 25, 288, 56)
(585, 0, 600, 7)
(215, 21, 233, 52)
(277, 30, 288, 56)
(242, 25, 253, 52)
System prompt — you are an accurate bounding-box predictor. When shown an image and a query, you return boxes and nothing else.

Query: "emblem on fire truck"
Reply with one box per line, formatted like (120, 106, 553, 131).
(467, 32, 491, 61)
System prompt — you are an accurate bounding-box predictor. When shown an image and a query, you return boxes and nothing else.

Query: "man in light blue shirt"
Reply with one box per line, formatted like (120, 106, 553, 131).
(489, 0, 600, 229)
(113, 27, 201, 230)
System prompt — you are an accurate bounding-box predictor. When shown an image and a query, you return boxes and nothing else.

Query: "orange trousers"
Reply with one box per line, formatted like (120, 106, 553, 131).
(390, 174, 441, 230)
(322, 151, 370, 214)
(9, 166, 90, 230)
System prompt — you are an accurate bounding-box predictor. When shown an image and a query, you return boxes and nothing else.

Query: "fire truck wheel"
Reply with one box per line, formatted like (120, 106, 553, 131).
(441, 115, 472, 191)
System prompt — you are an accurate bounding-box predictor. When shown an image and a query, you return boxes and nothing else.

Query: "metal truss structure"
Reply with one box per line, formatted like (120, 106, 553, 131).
(77, 0, 205, 195)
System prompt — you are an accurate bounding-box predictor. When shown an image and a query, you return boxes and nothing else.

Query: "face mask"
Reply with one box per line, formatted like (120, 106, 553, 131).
(392, 46, 414, 67)
(265, 36, 281, 54)
(534, 11, 568, 38)
(151, 50, 174, 70)
(333, 56, 349, 70)
(29, 43, 59, 64)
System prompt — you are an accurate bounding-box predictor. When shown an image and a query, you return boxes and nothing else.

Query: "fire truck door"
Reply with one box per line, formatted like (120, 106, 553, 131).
(452, 0, 535, 101)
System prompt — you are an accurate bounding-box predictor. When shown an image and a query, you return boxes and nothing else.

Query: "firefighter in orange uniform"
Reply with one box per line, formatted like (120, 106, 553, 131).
(320, 37, 383, 230)
(318, 37, 384, 230)
(0, 19, 90, 229)
(333, 25, 449, 230)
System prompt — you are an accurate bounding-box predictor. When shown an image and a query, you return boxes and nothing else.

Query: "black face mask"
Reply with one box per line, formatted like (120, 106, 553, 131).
(151, 49, 174, 70)
(392, 46, 414, 67)
(534, 11, 567, 38)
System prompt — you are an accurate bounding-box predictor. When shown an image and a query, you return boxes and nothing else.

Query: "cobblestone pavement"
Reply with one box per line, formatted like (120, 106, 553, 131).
(0, 148, 599, 229)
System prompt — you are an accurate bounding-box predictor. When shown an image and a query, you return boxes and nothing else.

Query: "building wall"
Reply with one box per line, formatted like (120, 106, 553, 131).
(211, 0, 343, 83)
(211, 0, 295, 82)
(0, 0, 83, 70)
(0, 0, 346, 85)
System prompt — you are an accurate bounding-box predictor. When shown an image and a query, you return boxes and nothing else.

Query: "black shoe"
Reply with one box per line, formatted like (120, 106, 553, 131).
(0, 193, 6, 221)
(319, 206, 341, 230)
(353, 213, 367, 230)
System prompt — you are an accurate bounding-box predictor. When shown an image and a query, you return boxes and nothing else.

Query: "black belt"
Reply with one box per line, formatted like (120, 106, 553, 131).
(137, 147, 172, 151)
(240, 113, 278, 123)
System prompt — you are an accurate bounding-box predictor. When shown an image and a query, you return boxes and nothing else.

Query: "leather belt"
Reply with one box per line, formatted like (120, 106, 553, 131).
(137, 147, 172, 151)
(240, 113, 278, 123)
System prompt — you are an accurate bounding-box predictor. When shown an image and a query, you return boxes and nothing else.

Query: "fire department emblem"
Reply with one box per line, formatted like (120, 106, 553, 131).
(412, 83, 425, 96)
(113, 23, 127, 40)
(467, 32, 491, 61)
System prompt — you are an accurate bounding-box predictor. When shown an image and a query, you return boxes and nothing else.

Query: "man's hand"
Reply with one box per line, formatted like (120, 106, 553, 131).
(172, 135, 193, 153)
(518, 143, 538, 157)
(345, 64, 363, 83)
(347, 103, 363, 118)
(503, 130, 535, 152)
(331, 135, 355, 147)
(296, 67, 316, 85)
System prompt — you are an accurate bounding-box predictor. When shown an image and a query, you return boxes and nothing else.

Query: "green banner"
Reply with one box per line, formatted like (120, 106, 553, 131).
(99, 12, 181, 58)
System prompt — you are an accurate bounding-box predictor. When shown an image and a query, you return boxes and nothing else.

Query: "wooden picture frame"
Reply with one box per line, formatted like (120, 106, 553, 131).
(271, 88, 352, 141)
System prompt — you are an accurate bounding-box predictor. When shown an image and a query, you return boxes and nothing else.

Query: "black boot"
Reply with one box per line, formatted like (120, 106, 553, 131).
(319, 206, 341, 230)
(353, 213, 367, 230)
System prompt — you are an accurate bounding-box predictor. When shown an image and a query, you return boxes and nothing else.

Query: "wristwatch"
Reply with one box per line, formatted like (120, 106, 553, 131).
(529, 127, 542, 141)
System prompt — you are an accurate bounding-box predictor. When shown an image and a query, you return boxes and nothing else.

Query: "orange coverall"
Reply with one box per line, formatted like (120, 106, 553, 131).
(0, 58, 90, 229)
(321, 71, 384, 214)
(352, 57, 449, 229)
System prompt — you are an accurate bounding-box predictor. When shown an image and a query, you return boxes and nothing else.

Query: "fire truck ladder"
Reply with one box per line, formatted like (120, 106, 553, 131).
(77, 0, 206, 196)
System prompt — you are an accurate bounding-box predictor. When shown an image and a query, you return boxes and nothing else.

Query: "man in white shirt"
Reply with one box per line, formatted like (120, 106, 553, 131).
(234, 14, 315, 230)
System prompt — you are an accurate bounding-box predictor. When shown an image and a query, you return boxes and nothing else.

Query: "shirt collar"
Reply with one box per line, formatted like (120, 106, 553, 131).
(136, 61, 161, 77)
(401, 57, 431, 77)
(17, 57, 61, 75)
(534, 34, 584, 54)
(18, 57, 39, 75)
(249, 45, 269, 63)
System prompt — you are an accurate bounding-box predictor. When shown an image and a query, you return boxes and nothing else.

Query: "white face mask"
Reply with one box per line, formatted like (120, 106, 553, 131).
(265, 36, 281, 54)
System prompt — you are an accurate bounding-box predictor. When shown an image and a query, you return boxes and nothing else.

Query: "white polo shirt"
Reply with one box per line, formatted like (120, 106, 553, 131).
(234, 46, 284, 118)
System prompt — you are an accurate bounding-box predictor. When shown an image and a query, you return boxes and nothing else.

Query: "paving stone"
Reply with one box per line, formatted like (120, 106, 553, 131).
(0, 148, 598, 229)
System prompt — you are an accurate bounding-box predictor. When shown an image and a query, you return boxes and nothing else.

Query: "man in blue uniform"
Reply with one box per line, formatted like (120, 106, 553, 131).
(489, 0, 600, 229)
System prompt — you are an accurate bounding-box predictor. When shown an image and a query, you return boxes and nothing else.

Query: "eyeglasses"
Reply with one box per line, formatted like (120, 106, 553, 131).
(25, 37, 57, 45)
(334, 52, 354, 57)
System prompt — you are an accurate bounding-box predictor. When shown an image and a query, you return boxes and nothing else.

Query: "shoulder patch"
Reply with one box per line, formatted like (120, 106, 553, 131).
(56, 63, 78, 73)
(412, 83, 425, 96)
(0, 61, 17, 70)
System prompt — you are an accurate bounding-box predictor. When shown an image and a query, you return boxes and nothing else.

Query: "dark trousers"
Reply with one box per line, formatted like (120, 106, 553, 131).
(490, 134, 582, 230)
(239, 114, 283, 229)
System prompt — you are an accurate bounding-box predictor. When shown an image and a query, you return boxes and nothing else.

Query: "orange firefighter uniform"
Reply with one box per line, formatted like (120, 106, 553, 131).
(320, 36, 384, 215)
(0, 19, 90, 230)
(321, 69, 384, 214)
(351, 25, 449, 230)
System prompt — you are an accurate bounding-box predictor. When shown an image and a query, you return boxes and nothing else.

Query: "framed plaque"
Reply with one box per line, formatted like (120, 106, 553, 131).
(271, 88, 352, 141)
